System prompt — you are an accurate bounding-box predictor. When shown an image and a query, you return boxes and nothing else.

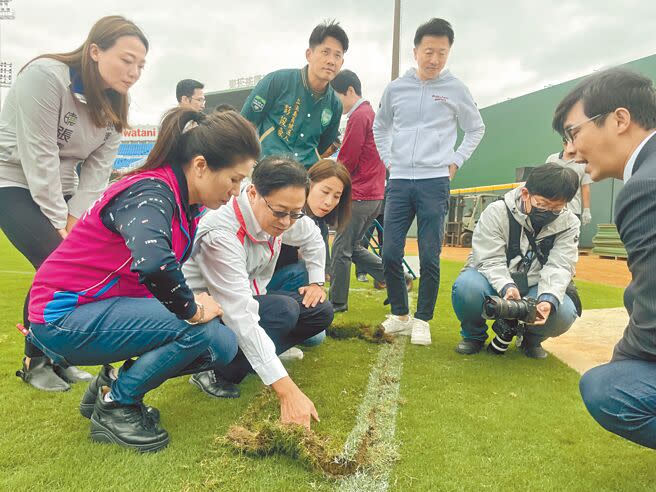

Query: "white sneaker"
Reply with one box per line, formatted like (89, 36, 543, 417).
(411, 318, 432, 346)
(279, 347, 304, 361)
(380, 315, 413, 336)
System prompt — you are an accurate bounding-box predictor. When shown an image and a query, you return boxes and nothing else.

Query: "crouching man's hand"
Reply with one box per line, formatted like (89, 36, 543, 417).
(272, 376, 319, 431)
(532, 301, 552, 326)
(298, 283, 326, 308)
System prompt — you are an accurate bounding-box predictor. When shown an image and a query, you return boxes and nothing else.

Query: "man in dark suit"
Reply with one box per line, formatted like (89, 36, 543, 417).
(553, 68, 656, 449)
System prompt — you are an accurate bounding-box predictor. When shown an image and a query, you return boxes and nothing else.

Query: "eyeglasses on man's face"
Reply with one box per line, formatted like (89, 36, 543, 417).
(563, 112, 608, 144)
(262, 196, 305, 220)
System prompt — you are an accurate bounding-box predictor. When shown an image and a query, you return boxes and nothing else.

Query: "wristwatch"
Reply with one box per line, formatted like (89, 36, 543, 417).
(185, 303, 205, 325)
(312, 282, 325, 287)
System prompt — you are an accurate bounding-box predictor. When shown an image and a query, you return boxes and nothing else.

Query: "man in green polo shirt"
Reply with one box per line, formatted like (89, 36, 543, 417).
(241, 20, 347, 168)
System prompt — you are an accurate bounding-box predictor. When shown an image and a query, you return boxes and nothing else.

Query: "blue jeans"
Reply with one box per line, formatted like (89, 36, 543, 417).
(580, 359, 656, 449)
(267, 264, 326, 347)
(382, 178, 450, 321)
(451, 268, 577, 346)
(268, 262, 309, 293)
(28, 297, 238, 404)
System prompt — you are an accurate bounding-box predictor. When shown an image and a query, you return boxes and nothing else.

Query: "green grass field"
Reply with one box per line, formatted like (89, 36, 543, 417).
(1, 232, 654, 491)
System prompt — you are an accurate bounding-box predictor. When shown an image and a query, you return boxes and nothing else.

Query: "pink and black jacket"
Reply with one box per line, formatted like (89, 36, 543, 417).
(29, 164, 200, 324)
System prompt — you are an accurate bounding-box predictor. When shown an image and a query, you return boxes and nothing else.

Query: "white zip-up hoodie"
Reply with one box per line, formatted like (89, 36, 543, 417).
(465, 187, 580, 303)
(183, 187, 325, 385)
(373, 68, 485, 180)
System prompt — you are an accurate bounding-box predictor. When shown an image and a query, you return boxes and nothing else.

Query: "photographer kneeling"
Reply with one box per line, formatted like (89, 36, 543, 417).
(452, 164, 581, 358)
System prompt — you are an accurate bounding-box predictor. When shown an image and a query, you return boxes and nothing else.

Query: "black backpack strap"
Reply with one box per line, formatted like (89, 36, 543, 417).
(505, 204, 523, 266)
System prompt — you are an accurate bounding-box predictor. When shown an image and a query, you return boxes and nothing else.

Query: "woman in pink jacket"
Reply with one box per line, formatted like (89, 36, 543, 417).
(27, 108, 260, 452)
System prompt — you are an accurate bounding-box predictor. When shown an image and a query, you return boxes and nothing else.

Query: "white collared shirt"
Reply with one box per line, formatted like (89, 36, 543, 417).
(182, 189, 325, 386)
(624, 131, 656, 183)
(346, 97, 365, 118)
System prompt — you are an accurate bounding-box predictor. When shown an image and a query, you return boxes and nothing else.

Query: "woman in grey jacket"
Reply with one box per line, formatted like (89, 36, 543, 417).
(0, 16, 148, 391)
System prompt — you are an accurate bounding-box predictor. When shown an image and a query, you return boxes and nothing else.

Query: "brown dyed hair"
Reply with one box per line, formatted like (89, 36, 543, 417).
(308, 159, 352, 232)
(132, 108, 260, 174)
(24, 15, 148, 132)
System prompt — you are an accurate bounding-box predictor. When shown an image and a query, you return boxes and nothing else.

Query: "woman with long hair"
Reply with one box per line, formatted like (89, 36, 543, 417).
(0, 16, 148, 391)
(25, 107, 261, 452)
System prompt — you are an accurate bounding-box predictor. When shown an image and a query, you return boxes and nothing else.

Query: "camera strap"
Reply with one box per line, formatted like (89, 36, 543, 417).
(504, 204, 557, 267)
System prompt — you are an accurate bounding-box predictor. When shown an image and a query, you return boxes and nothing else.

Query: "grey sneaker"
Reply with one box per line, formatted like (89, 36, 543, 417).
(356, 273, 368, 282)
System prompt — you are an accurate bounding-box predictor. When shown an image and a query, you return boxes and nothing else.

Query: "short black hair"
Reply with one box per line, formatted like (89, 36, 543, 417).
(525, 163, 579, 203)
(252, 155, 308, 197)
(553, 68, 656, 136)
(309, 20, 349, 53)
(414, 18, 454, 46)
(176, 79, 204, 102)
(330, 69, 361, 96)
(214, 104, 237, 113)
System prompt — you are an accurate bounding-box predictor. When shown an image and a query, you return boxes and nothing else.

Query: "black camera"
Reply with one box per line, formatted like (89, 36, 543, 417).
(482, 296, 538, 355)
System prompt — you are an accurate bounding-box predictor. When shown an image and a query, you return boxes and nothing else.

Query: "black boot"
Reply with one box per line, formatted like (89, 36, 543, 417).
(522, 343, 548, 359)
(54, 364, 94, 383)
(332, 303, 348, 313)
(455, 339, 485, 355)
(80, 365, 160, 424)
(189, 371, 240, 399)
(16, 356, 70, 392)
(90, 388, 169, 453)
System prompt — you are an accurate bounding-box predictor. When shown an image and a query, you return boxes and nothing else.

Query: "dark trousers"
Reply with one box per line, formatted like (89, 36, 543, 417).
(215, 290, 334, 383)
(0, 187, 63, 358)
(382, 178, 450, 321)
(330, 200, 385, 305)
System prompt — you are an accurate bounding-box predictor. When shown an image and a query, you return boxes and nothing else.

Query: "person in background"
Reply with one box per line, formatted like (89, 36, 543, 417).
(546, 142, 593, 225)
(327, 69, 386, 312)
(176, 79, 205, 112)
(241, 20, 347, 168)
(0, 15, 148, 391)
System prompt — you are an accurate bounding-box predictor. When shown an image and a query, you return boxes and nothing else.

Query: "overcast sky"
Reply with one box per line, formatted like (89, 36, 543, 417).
(1, 0, 654, 124)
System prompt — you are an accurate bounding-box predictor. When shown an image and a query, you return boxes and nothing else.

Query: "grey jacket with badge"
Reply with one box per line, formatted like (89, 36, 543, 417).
(465, 187, 580, 303)
(0, 58, 120, 229)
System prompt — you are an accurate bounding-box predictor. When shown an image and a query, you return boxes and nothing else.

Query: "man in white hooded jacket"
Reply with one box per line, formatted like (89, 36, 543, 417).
(452, 164, 581, 358)
(373, 18, 485, 346)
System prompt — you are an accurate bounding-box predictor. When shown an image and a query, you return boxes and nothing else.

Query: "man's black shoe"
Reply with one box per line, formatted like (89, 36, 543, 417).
(90, 389, 169, 453)
(54, 364, 94, 383)
(522, 344, 548, 359)
(455, 339, 485, 355)
(189, 371, 240, 399)
(16, 356, 70, 392)
(80, 365, 160, 424)
(333, 303, 348, 313)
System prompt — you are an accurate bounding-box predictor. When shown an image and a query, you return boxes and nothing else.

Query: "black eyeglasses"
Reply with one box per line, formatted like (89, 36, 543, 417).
(262, 196, 305, 220)
(563, 112, 607, 144)
(530, 195, 566, 215)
